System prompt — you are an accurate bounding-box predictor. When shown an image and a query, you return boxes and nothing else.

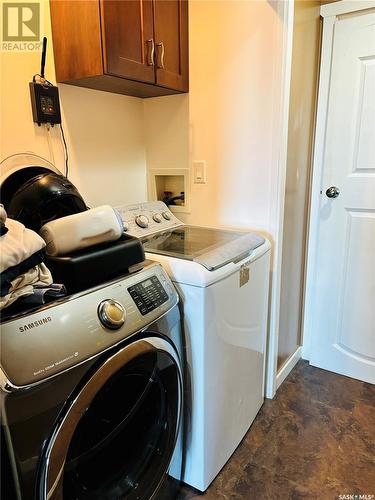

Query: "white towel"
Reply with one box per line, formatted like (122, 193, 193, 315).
(0, 263, 52, 310)
(0, 218, 46, 273)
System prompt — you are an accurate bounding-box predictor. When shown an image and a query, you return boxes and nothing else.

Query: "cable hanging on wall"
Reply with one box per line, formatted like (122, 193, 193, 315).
(59, 123, 69, 178)
(29, 36, 70, 178)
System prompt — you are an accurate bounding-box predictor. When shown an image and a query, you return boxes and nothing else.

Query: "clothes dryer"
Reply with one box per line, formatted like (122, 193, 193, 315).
(1, 262, 184, 500)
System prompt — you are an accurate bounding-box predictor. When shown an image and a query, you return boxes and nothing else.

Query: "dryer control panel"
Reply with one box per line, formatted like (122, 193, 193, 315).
(0, 262, 177, 389)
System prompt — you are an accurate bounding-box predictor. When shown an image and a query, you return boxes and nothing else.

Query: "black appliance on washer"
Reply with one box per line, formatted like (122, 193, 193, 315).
(1, 261, 184, 500)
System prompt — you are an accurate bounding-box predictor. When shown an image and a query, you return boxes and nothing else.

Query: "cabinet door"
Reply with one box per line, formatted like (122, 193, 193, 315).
(100, 0, 155, 84)
(153, 0, 188, 92)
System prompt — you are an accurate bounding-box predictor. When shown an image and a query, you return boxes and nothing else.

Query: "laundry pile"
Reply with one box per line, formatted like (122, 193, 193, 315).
(0, 204, 66, 312)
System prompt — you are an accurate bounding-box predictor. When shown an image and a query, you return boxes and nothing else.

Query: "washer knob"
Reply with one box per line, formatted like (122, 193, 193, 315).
(153, 213, 163, 223)
(98, 300, 126, 330)
(135, 215, 149, 228)
(162, 211, 171, 221)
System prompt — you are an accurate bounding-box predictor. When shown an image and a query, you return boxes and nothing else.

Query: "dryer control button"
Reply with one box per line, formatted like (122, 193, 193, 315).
(153, 213, 163, 223)
(162, 211, 171, 221)
(98, 300, 126, 330)
(135, 215, 149, 228)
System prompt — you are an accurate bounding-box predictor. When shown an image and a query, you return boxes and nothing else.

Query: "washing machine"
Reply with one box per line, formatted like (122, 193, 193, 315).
(116, 201, 271, 491)
(1, 261, 185, 500)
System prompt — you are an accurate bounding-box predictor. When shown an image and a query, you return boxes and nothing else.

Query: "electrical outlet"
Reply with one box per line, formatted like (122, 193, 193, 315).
(193, 160, 207, 184)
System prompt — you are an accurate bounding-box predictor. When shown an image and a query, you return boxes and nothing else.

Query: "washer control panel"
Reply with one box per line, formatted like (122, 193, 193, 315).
(0, 262, 177, 388)
(116, 201, 183, 239)
(128, 276, 169, 315)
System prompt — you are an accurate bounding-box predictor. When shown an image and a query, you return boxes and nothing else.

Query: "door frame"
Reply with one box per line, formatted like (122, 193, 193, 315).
(265, 0, 295, 398)
(302, 0, 375, 361)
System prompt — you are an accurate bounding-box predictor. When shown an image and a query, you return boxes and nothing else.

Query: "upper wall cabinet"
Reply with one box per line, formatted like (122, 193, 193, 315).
(50, 0, 188, 98)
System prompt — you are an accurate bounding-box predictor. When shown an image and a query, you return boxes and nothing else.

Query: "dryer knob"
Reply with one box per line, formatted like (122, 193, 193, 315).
(98, 300, 126, 330)
(153, 213, 163, 223)
(135, 215, 149, 228)
(162, 211, 171, 221)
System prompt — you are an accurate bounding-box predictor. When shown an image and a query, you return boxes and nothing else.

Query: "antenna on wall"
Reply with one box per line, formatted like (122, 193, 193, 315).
(40, 36, 47, 79)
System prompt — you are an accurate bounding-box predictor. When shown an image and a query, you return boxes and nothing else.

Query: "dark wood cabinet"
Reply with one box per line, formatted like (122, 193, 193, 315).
(153, 0, 188, 92)
(101, 0, 155, 84)
(50, 0, 188, 98)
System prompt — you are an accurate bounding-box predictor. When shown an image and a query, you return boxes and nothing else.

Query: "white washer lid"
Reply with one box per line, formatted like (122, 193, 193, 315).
(145, 238, 271, 287)
(142, 226, 265, 271)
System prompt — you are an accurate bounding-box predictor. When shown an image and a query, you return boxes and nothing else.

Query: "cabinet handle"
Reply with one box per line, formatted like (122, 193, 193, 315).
(146, 39, 155, 66)
(156, 42, 165, 69)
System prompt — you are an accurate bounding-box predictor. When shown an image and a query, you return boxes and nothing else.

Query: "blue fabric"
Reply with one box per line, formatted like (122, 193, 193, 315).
(0, 283, 66, 320)
(20, 283, 66, 305)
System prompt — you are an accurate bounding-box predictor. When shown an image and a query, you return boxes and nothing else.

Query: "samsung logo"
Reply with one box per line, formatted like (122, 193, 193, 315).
(19, 316, 52, 333)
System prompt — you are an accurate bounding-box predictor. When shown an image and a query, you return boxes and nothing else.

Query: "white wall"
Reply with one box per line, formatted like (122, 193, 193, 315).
(1, 0, 284, 226)
(144, 0, 284, 238)
(144, 0, 289, 398)
(0, 0, 147, 207)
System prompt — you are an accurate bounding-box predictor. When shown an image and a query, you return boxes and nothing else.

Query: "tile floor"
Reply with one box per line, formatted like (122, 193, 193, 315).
(178, 360, 375, 500)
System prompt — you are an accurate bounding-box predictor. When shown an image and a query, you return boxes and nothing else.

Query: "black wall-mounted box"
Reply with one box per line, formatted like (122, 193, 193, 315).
(29, 82, 61, 126)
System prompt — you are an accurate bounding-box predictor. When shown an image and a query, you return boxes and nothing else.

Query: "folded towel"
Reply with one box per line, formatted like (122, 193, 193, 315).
(0, 285, 34, 311)
(0, 218, 46, 273)
(1, 249, 45, 296)
(0, 263, 52, 310)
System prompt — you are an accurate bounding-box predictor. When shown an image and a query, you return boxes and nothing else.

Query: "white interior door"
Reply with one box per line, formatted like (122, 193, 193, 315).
(309, 10, 375, 383)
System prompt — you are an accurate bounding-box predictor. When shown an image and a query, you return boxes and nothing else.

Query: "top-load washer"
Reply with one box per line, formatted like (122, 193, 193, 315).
(117, 201, 271, 491)
(1, 262, 185, 500)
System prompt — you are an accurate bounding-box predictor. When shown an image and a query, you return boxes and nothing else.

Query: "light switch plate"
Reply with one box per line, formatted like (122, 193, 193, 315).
(193, 160, 207, 184)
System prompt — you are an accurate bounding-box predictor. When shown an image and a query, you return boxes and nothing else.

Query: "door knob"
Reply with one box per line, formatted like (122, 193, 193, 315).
(326, 186, 340, 198)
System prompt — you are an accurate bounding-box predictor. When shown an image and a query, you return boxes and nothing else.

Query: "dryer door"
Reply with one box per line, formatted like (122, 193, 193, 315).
(39, 336, 183, 500)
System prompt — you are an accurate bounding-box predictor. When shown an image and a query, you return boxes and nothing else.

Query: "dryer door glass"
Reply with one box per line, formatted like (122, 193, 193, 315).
(41, 337, 182, 500)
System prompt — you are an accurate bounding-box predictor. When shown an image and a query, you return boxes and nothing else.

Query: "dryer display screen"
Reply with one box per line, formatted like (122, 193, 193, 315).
(128, 276, 168, 315)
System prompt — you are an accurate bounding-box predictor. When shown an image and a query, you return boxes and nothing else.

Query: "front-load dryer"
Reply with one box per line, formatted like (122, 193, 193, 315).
(1, 262, 185, 500)
(117, 202, 271, 492)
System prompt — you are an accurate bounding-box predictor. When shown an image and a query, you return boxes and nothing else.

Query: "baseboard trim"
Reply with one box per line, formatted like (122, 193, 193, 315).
(276, 346, 302, 390)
